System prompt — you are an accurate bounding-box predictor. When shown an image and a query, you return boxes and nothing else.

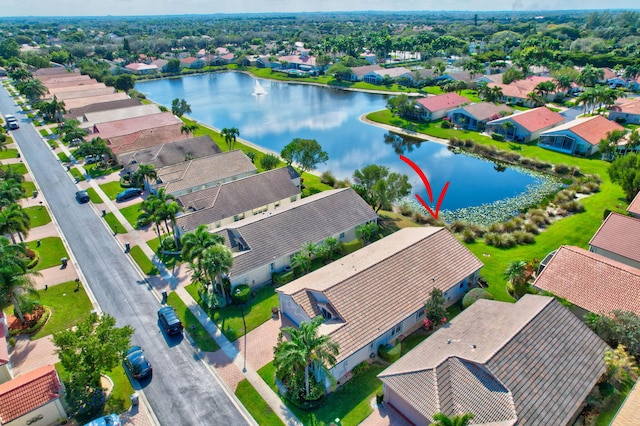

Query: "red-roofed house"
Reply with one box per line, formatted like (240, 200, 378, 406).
(628, 191, 640, 219)
(180, 57, 205, 69)
(609, 98, 640, 124)
(486, 106, 565, 142)
(414, 93, 470, 121)
(488, 76, 558, 106)
(277, 52, 319, 72)
(0, 365, 67, 425)
(533, 245, 640, 317)
(89, 112, 182, 141)
(589, 212, 640, 270)
(124, 62, 158, 75)
(538, 115, 625, 157)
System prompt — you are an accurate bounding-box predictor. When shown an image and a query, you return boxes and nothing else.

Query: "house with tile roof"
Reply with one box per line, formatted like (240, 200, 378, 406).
(80, 104, 162, 132)
(180, 57, 205, 69)
(118, 135, 222, 173)
(363, 66, 414, 85)
(36, 72, 90, 85)
(61, 92, 131, 111)
(33, 67, 70, 77)
(176, 166, 301, 235)
(627, 191, 640, 219)
(347, 64, 384, 83)
(108, 125, 190, 155)
(609, 98, 640, 125)
(278, 52, 318, 72)
(533, 245, 640, 317)
(378, 294, 608, 426)
(413, 93, 470, 121)
(150, 58, 169, 72)
(611, 380, 640, 426)
(0, 364, 67, 425)
(446, 102, 513, 130)
(42, 77, 99, 90)
(278, 227, 483, 387)
(47, 82, 107, 97)
(90, 112, 181, 140)
(214, 188, 377, 288)
(154, 150, 257, 197)
(64, 98, 141, 121)
(124, 62, 158, 75)
(485, 106, 566, 142)
(538, 115, 625, 157)
(589, 212, 640, 270)
(488, 76, 558, 106)
(53, 87, 117, 102)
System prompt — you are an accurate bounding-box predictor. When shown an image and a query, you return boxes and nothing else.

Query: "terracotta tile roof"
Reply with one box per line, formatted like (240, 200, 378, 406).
(488, 76, 556, 99)
(47, 83, 107, 96)
(589, 212, 640, 265)
(0, 365, 62, 423)
(117, 135, 222, 170)
(125, 63, 158, 71)
(279, 227, 483, 362)
(176, 167, 300, 233)
(64, 98, 141, 120)
(612, 380, 640, 426)
(534, 245, 640, 316)
(417, 93, 469, 113)
(541, 115, 625, 146)
(610, 98, 640, 115)
(507, 106, 566, 132)
(62, 92, 130, 110)
(33, 67, 70, 77)
(180, 57, 199, 64)
(279, 54, 316, 66)
(44, 78, 99, 90)
(216, 188, 377, 279)
(81, 104, 161, 129)
(379, 295, 608, 425)
(351, 64, 384, 77)
(54, 87, 116, 101)
(108, 125, 187, 154)
(92, 112, 181, 140)
(458, 102, 513, 121)
(628, 191, 640, 216)
(36, 73, 90, 84)
(602, 67, 618, 80)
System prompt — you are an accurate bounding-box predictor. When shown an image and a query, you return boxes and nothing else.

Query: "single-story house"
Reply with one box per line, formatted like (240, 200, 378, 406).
(210, 52, 235, 66)
(89, 112, 182, 142)
(446, 102, 513, 130)
(36, 72, 89, 85)
(176, 166, 301, 235)
(214, 187, 378, 288)
(378, 294, 608, 426)
(589, 212, 640, 270)
(278, 52, 318, 72)
(80, 104, 161, 131)
(42, 77, 99, 90)
(485, 106, 565, 142)
(413, 93, 470, 121)
(361, 52, 376, 64)
(361, 66, 413, 85)
(537, 115, 625, 157)
(488, 75, 558, 106)
(0, 365, 67, 426)
(107, 125, 190, 155)
(150, 59, 169, 72)
(61, 92, 131, 111)
(534, 245, 640, 317)
(437, 70, 476, 85)
(124, 62, 158, 75)
(628, 190, 640, 219)
(180, 57, 205, 69)
(33, 67, 70, 78)
(47, 82, 107, 97)
(348, 65, 384, 83)
(153, 150, 257, 197)
(64, 98, 141, 122)
(278, 226, 483, 387)
(53, 87, 116, 101)
(256, 56, 272, 68)
(609, 97, 640, 124)
(118, 135, 222, 173)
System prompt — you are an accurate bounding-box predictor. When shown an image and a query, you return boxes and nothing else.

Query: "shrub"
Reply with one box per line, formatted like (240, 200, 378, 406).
(584, 181, 600, 193)
(378, 343, 401, 363)
(449, 137, 464, 147)
(502, 151, 520, 162)
(340, 239, 363, 255)
(462, 288, 494, 309)
(491, 132, 505, 141)
(461, 229, 475, 243)
(464, 139, 475, 148)
(351, 361, 370, 377)
(488, 222, 505, 233)
(560, 200, 585, 213)
(320, 171, 336, 187)
(272, 270, 295, 286)
(469, 223, 486, 237)
(528, 213, 549, 227)
(450, 220, 468, 233)
(231, 284, 251, 305)
(246, 151, 256, 163)
(398, 202, 413, 217)
(159, 236, 178, 252)
(524, 222, 540, 234)
(484, 232, 499, 246)
(441, 120, 452, 129)
(512, 230, 536, 244)
(554, 190, 575, 203)
(554, 163, 571, 175)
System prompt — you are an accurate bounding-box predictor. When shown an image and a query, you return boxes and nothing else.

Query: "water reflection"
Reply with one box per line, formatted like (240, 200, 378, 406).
(383, 132, 423, 155)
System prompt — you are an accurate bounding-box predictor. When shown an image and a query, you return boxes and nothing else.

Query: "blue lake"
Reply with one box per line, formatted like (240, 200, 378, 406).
(136, 72, 557, 218)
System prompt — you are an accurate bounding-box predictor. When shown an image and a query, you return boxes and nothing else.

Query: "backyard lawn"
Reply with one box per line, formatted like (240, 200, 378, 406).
(32, 280, 93, 339)
(24, 205, 52, 227)
(26, 236, 69, 271)
(166, 292, 220, 352)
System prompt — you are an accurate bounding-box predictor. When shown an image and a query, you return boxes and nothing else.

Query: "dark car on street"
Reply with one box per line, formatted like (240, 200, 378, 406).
(158, 306, 183, 335)
(115, 188, 142, 202)
(123, 346, 152, 380)
(75, 190, 90, 203)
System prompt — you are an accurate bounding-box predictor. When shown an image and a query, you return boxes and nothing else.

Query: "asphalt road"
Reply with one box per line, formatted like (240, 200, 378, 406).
(0, 85, 254, 426)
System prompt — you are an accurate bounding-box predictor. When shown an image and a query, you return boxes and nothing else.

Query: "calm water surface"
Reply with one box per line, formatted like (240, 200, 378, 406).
(136, 72, 547, 212)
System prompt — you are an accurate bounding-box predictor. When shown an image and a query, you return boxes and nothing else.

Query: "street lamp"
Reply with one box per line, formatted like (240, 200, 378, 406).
(240, 303, 247, 373)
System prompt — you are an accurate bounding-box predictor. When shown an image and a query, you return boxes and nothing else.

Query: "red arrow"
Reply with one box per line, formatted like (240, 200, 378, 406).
(400, 155, 450, 220)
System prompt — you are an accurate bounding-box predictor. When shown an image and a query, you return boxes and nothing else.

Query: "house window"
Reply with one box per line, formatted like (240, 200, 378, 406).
(290, 196, 297, 202)
(270, 263, 275, 271)
(234, 213, 245, 221)
(415, 308, 425, 321)
(339, 232, 345, 240)
(390, 322, 403, 337)
(215, 221, 221, 228)
(274, 201, 280, 208)
(459, 282, 464, 289)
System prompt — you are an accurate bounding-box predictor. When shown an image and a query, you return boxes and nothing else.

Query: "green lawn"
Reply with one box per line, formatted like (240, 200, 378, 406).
(26, 236, 69, 271)
(57, 152, 70, 163)
(185, 284, 279, 341)
(69, 167, 85, 182)
(21, 181, 36, 198)
(104, 212, 127, 235)
(235, 380, 284, 426)
(128, 245, 158, 275)
(32, 280, 93, 339)
(0, 148, 19, 159)
(99, 181, 125, 200)
(166, 292, 220, 351)
(84, 163, 122, 178)
(120, 203, 143, 228)
(24, 205, 52, 227)
(6, 162, 27, 175)
(86, 187, 103, 203)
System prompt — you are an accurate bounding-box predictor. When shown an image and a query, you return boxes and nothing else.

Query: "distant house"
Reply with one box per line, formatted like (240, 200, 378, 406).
(176, 166, 301, 235)
(378, 295, 608, 426)
(446, 102, 513, 130)
(489, 76, 558, 106)
(118, 135, 222, 173)
(485, 106, 565, 142)
(153, 150, 257, 197)
(80, 104, 161, 132)
(534, 245, 640, 317)
(278, 51, 318, 72)
(361, 52, 377, 64)
(609, 97, 640, 124)
(42, 77, 98, 90)
(361, 66, 413, 85)
(0, 365, 67, 426)
(35, 73, 90, 86)
(210, 52, 235, 66)
(214, 188, 378, 288)
(348, 65, 384, 83)
(278, 227, 482, 387)
(413, 93, 470, 121)
(124, 62, 158, 75)
(628, 190, 640, 219)
(589, 212, 640, 270)
(150, 59, 168, 72)
(538, 115, 625, 157)
(180, 57, 205, 69)
(89, 112, 182, 142)
(256, 56, 272, 68)
(33, 67, 69, 78)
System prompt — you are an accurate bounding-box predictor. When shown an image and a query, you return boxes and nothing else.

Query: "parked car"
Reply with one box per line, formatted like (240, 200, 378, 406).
(124, 346, 152, 379)
(83, 414, 121, 426)
(85, 154, 101, 164)
(75, 190, 90, 204)
(158, 306, 183, 335)
(115, 188, 143, 202)
(5, 114, 19, 130)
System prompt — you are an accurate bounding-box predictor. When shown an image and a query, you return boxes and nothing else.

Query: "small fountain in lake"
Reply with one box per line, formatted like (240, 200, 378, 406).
(253, 80, 267, 96)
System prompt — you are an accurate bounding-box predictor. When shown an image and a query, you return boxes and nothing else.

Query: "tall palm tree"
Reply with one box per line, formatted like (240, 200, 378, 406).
(274, 316, 339, 399)
(554, 74, 574, 96)
(505, 260, 528, 298)
(576, 90, 596, 115)
(291, 251, 312, 275)
(526, 91, 545, 107)
(432, 412, 475, 426)
(221, 127, 240, 151)
(489, 86, 504, 103)
(181, 225, 224, 277)
(0, 203, 31, 244)
(201, 244, 233, 297)
(578, 64, 604, 88)
(132, 164, 157, 190)
(164, 201, 184, 247)
(0, 179, 24, 208)
(0, 262, 41, 324)
(18, 78, 47, 103)
(0, 236, 28, 271)
(180, 123, 198, 137)
(140, 196, 164, 238)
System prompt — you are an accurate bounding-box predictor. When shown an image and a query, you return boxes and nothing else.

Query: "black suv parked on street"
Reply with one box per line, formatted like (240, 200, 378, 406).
(157, 306, 183, 335)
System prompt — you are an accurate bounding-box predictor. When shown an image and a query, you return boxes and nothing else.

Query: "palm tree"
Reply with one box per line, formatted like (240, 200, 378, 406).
(576, 90, 597, 115)
(0, 179, 24, 208)
(274, 316, 339, 399)
(301, 241, 316, 258)
(221, 127, 240, 151)
(291, 251, 312, 275)
(201, 244, 233, 297)
(0, 262, 41, 324)
(432, 412, 475, 426)
(578, 64, 604, 88)
(554, 74, 574, 96)
(501, 121, 515, 139)
(324, 237, 340, 260)
(526, 91, 545, 107)
(180, 123, 198, 137)
(18, 78, 47, 103)
(534, 80, 557, 100)
(489, 86, 503, 103)
(181, 225, 224, 278)
(505, 260, 528, 298)
(0, 236, 28, 271)
(132, 164, 157, 190)
(0, 203, 31, 244)
(140, 196, 164, 238)
(164, 201, 184, 248)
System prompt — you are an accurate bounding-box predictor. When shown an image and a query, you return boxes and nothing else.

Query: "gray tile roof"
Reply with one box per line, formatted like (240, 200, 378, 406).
(176, 167, 301, 233)
(278, 227, 483, 363)
(459, 102, 513, 121)
(117, 136, 222, 170)
(215, 188, 377, 279)
(379, 295, 608, 425)
(64, 98, 142, 120)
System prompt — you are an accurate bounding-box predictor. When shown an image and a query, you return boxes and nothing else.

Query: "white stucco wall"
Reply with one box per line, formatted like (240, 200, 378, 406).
(5, 399, 67, 426)
(590, 247, 640, 271)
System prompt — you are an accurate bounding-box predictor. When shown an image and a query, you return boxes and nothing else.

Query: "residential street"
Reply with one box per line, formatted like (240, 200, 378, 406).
(0, 85, 254, 426)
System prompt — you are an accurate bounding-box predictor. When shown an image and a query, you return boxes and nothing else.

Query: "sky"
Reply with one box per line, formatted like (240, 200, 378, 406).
(4, 0, 639, 17)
